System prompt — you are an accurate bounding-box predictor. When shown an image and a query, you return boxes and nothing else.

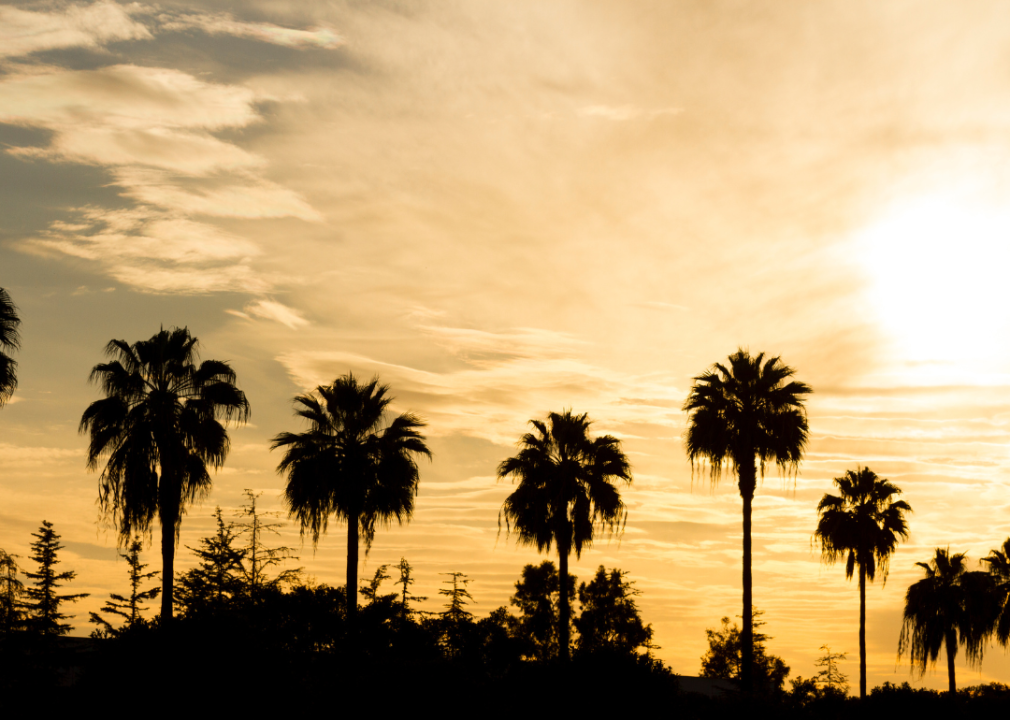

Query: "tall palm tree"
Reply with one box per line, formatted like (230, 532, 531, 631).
(899, 547, 997, 694)
(272, 373, 430, 624)
(497, 409, 632, 663)
(814, 467, 911, 698)
(683, 349, 811, 692)
(0, 287, 20, 407)
(982, 537, 1010, 647)
(80, 327, 250, 625)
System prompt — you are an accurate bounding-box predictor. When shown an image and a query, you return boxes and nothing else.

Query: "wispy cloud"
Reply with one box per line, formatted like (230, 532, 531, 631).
(30, 207, 267, 295)
(158, 12, 344, 49)
(0, 1, 151, 58)
(3, 63, 318, 299)
(228, 299, 309, 329)
(0, 2, 343, 60)
(276, 325, 684, 443)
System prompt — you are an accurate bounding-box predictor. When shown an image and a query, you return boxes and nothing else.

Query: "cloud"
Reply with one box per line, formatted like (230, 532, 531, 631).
(3, 64, 320, 293)
(419, 325, 587, 363)
(158, 12, 344, 49)
(236, 299, 309, 329)
(0, 2, 344, 60)
(114, 169, 322, 220)
(0, 1, 151, 58)
(30, 207, 267, 295)
(276, 325, 684, 443)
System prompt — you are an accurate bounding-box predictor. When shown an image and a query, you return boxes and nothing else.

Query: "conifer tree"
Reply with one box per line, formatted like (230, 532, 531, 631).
(175, 509, 246, 614)
(89, 538, 160, 636)
(394, 557, 426, 620)
(440, 572, 475, 623)
(22, 521, 88, 636)
(235, 489, 300, 594)
(360, 565, 392, 604)
(0, 549, 24, 637)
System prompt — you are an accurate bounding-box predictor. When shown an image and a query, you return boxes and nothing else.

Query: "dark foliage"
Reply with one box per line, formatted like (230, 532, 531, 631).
(89, 538, 159, 637)
(700, 610, 789, 696)
(0, 286, 20, 406)
(509, 560, 575, 661)
(573, 565, 654, 658)
(22, 521, 88, 637)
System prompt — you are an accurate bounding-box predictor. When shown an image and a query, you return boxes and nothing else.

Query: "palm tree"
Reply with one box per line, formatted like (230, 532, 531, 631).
(814, 467, 911, 698)
(899, 547, 998, 694)
(272, 373, 430, 624)
(683, 349, 811, 692)
(0, 287, 20, 407)
(982, 538, 1010, 647)
(497, 409, 632, 663)
(80, 327, 250, 625)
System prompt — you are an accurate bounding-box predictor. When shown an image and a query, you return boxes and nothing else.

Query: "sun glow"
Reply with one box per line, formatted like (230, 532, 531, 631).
(859, 194, 1010, 374)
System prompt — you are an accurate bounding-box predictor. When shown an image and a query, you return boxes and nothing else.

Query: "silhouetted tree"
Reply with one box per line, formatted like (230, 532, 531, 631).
(273, 373, 431, 625)
(573, 566, 653, 657)
(175, 508, 246, 614)
(0, 288, 19, 407)
(814, 466, 911, 698)
(235, 489, 300, 593)
(89, 537, 160, 636)
(814, 645, 848, 696)
(899, 547, 998, 693)
(80, 327, 250, 625)
(982, 537, 1010, 649)
(684, 349, 810, 692)
(22, 521, 88, 636)
(360, 565, 397, 606)
(438, 572, 475, 659)
(0, 549, 24, 637)
(498, 409, 632, 662)
(440, 571, 475, 623)
(394, 557, 426, 620)
(700, 610, 790, 695)
(509, 560, 574, 661)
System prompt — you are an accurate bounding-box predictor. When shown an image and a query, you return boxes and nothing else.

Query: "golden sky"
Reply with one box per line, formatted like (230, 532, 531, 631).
(3, 0, 1010, 691)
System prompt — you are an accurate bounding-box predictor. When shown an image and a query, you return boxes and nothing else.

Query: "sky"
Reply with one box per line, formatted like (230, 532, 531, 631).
(3, 0, 1010, 692)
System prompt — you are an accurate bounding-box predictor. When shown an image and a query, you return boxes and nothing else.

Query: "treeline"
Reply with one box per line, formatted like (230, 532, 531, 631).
(0, 507, 670, 705)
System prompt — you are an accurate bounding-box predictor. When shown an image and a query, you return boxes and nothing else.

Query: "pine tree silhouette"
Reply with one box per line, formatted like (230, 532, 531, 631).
(22, 521, 88, 636)
(89, 538, 159, 636)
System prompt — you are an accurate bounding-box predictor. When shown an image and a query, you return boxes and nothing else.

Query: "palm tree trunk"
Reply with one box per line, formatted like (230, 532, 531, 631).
(859, 564, 866, 699)
(160, 512, 175, 626)
(739, 459, 756, 694)
(558, 540, 570, 664)
(347, 512, 359, 625)
(946, 629, 956, 694)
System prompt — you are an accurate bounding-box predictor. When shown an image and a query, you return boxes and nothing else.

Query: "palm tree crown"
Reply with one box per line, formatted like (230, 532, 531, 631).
(983, 537, 1010, 647)
(79, 327, 250, 623)
(497, 409, 632, 661)
(814, 466, 911, 698)
(272, 373, 430, 622)
(0, 287, 21, 407)
(683, 348, 810, 693)
(683, 350, 811, 485)
(899, 547, 998, 694)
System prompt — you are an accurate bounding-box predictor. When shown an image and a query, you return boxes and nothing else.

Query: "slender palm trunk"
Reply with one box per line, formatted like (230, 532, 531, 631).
(558, 539, 570, 664)
(158, 470, 179, 628)
(347, 512, 359, 625)
(945, 630, 957, 694)
(859, 565, 866, 699)
(739, 458, 756, 694)
(160, 512, 175, 626)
